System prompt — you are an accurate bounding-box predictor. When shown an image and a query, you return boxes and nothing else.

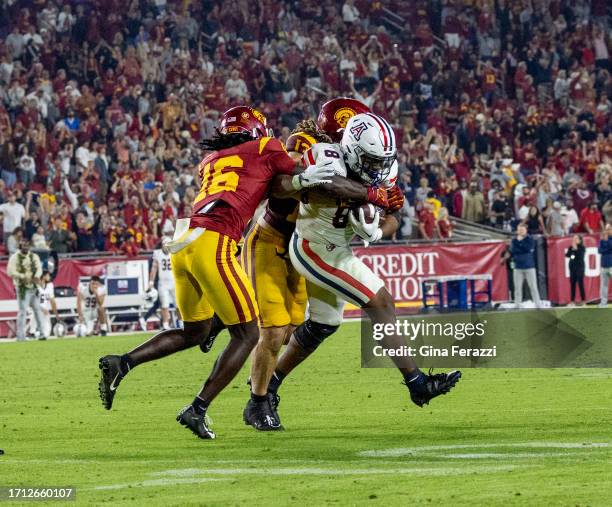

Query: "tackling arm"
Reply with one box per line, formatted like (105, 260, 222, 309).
(271, 172, 388, 208)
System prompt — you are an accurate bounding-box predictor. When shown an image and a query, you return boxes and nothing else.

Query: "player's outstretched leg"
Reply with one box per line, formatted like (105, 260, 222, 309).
(178, 320, 280, 438)
(363, 288, 461, 407)
(98, 320, 211, 410)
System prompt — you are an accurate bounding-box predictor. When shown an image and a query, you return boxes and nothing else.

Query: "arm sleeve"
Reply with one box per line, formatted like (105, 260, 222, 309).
(509, 238, 518, 255)
(6, 255, 18, 279)
(33, 253, 42, 279)
(265, 138, 296, 176)
(63, 178, 78, 210)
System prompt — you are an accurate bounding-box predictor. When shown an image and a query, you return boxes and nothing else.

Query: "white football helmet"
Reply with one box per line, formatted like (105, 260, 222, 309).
(53, 322, 66, 337)
(341, 113, 396, 185)
(74, 323, 88, 337)
(143, 287, 158, 309)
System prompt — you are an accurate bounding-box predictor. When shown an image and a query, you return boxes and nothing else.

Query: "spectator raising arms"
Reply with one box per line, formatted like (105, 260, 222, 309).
(0, 0, 609, 251)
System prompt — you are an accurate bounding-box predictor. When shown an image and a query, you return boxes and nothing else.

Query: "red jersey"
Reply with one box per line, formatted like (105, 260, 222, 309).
(190, 137, 295, 241)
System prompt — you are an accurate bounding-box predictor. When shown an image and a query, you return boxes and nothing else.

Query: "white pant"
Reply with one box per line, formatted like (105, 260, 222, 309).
(158, 285, 176, 309)
(513, 268, 542, 308)
(17, 288, 45, 341)
(601, 266, 612, 305)
(27, 308, 52, 338)
(289, 233, 384, 325)
(83, 308, 101, 334)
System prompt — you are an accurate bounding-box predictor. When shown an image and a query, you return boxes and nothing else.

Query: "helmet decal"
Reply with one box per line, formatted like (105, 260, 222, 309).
(252, 109, 267, 125)
(349, 121, 368, 141)
(334, 107, 357, 128)
(317, 98, 370, 142)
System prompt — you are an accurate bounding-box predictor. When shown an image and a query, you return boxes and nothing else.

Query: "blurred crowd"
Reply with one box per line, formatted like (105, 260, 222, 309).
(0, 0, 610, 255)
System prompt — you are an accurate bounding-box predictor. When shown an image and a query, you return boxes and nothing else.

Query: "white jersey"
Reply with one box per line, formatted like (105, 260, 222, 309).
(295, 143, 398, 247)
(38, 282, 54, 312)
(152, 249, 174, 287)
(78, 284, 106, 312)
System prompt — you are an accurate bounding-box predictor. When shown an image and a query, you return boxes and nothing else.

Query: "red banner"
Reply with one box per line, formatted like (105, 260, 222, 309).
(352, 241, 509, 311)
(0, 256, 147, 301)
(0, 241, 509, 328)
(546, 235, 609, 304)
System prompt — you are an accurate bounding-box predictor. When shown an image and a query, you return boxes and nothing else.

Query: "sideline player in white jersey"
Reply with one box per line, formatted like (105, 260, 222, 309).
(264, 113, 461, 424)
(76, 275, 107, 336)
(148, 241, 178, 330)
(38, 270, 58, 338)
(27, 270, 57, 339)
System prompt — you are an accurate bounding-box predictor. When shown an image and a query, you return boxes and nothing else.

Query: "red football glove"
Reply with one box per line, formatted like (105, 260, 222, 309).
(386, 185, 405, 214)
(366, 186, 389, 208)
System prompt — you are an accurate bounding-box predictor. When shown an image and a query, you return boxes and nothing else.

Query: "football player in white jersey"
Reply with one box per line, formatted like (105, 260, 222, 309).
(148, 241, 178, 330)
(264, 113, 461, 424)
(76, 275, 107, 336)
(38, 270, 58, 338)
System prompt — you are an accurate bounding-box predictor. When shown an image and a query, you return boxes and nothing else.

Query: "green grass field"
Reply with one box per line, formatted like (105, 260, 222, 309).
(1, 315, 611, 506)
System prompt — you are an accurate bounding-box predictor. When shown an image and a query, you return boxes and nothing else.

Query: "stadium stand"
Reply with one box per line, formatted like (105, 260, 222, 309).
(0, 0, 609, 256)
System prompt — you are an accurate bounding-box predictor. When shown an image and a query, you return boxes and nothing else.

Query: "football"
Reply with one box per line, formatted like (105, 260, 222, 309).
(351, 203, 380, 224)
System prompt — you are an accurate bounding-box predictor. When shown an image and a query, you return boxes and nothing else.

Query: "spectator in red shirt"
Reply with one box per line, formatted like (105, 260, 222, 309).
(418, 202, 436, 240)
(579, 203, 603, 234)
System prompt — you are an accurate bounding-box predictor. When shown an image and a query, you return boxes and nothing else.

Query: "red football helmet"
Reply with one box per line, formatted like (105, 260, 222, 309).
(317, 97, 371, 142)
(219, 106, 272, 138)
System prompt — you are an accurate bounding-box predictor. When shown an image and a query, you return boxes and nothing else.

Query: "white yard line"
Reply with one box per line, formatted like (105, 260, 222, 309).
(95, 478, 229, 490)
(439, 452, 579, 459)
(91, 464, 524, 491)
(359, 442, 611, 457)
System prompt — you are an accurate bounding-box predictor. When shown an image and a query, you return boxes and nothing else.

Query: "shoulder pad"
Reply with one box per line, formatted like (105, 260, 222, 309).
(306, 143, 347, 176)
(257, 137, 286, 155)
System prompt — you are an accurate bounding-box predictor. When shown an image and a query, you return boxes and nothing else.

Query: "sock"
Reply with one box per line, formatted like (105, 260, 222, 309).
(192, 396, 209, 415)
(267, 369, 286, 395)
(120, 354, 135, 374)
(403, 370, 426, 393)
(250, 392, 268, 403)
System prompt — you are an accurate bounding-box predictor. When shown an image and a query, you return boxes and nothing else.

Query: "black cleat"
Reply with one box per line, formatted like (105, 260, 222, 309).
(100, 329, 107, 337)
(176, 405, 215, 439)
(243, 399, 283, 431)
(268, 392, 281, 422)
(407, 370, 462, 407)
(98, 355, 124, 410)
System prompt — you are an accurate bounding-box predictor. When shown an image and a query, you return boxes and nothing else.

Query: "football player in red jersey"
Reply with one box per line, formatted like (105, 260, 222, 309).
(98, 106, 390, 438)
